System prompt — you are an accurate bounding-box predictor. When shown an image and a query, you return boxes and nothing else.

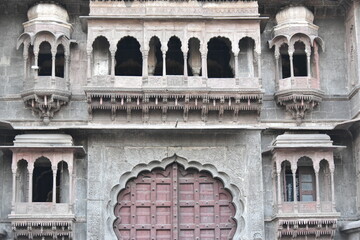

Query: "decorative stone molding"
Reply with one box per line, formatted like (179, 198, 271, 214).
(275, 89, 324, 125)
(11, 220, 73, 240)
(107, 155, 245, 240)
(17, 3, 75, 125)
(85, 89, 262, 122)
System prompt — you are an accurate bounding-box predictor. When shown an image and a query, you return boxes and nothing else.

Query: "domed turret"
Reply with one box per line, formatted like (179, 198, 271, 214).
(27, 3, 69, 23)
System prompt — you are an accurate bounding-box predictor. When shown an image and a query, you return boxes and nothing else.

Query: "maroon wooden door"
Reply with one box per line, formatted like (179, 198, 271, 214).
(114, 163, 236, 240)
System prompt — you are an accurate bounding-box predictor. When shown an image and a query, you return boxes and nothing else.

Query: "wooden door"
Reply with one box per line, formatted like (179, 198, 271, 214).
(114, 163, 236, 240)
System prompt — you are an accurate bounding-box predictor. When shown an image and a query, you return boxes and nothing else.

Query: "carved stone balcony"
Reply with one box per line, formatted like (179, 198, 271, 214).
(21, 76, 71, 125)
(275, 76, 324, 125)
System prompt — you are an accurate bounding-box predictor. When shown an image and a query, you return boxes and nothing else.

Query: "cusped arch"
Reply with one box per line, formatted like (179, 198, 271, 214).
(107, 155, 245, 239)
(17, 32, 34, 50)
(117, 35, 142, 51)
(289, 33, 312, 49)
(268, 35, 289, 49)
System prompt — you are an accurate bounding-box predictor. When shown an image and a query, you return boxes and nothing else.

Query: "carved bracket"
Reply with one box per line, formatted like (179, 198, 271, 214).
(22, 92, 70, 125)
(277, 218, 337, 239)
(12, 220, 73, 239)
(275, 90, 324, 125)
(85, 90, 263, 123)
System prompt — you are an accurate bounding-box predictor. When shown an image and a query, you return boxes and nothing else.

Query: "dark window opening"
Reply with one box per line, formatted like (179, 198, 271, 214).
(293, 41, 307, 77)
(188, 38, 201, 77)
(33, 157, 53, 202)
(92, 36, 111, 76)
(38, 42, 52, 76)
(149, 36, 163, 76)
(166, 36, 184, 75)
(115, 36, 142, 76)
(56, 161, 69, 203)
(280, 44, 290, 78)
(207, 37, 234, 78)
(55, 44, 64, 78)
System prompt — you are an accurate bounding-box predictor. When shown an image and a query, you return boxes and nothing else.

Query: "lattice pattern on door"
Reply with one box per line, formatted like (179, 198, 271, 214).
(114, 163, 236, 240)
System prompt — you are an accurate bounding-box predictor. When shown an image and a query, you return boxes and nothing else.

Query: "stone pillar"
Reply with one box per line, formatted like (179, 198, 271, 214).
(276, 169, 282, 213)
(162, 47, 167, 76)
(110, 49, 116, 80)
(234, 52, 239, 79)
(87, 50, 92, 84)
(306, 52, 311, 78)
(28, 163, 34, 202)
(34, 51, 39, 81)
(51, 50, 56, 81)
(257, 51, 262, 87)
(11, 163, 17, 212)
(330, 168, 335, 210)
(65, 54, 70, 89)
(201, 52, 208, 82)
(314, 166, 320, 212)
(275, 52, 280, 90)
(69, 165, 73, 206)
(142, 50, 149, 80)
(183, 51, 188, 77)
(52, 165, 57, 204)
(291, 164, 298, 212)
(23, 51, 28, 80)
(289, 51, 294, 78)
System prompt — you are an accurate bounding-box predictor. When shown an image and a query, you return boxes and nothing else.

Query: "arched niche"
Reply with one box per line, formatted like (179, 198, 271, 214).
(238, 37, 256, 78)
(38, 41, 52, 76)
(16, 159, 28, 203)
(148, 36, 163, 76)
(115, 36, 142, 76)
(188, 37, 201, 76)
(33, 156, 53, 202)
(207, 37, 234, 78)
(92, 36, 111, 76)
(166, 36, 184, 75)
(56, 160, 69, 203)
(55, 44, 65, 78)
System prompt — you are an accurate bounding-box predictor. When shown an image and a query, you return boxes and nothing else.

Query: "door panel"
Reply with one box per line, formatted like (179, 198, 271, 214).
(114, 163, 236, 240)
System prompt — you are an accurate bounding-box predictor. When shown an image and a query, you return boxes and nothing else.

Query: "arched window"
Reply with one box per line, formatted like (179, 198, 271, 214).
(38, 42, 52, 76)
(166, 36, 184, 75)
(92, 36, 111, 76)
(33, 157, 53, 202)
(115, 36, 142, 76)
(16, 160, 28, 202)
(55, 44, 65, 78)
(319, 159, 331, 201)
(207, 37, 234, 78)
(280, 43, 290, 79)
(238, 37, 255, 77)
(56, 161, 69, 203)
(281, 160, 293, 202)
(293, 41, 308, 77)
(188, 38, 201, 76)
(148, 36, 163, 76)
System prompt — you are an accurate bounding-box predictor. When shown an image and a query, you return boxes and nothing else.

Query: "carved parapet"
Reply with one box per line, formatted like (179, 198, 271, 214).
(275, 89, 324, 125)
(11, 220, 73, 240)
(276, 216, 338, 239)
(85, 89, 263, 122)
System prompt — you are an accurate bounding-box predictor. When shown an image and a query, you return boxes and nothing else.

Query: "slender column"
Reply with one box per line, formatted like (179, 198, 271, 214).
(330, 169, 335, 210)
(306, 52, 311, 78)
(292, 165, 297, 204)
(162, 48, 167, 76)
(276, 170, 282, 213)
(28, 163, 34, 202)
(34, 51, 39, 81)
(52, 165, 57, 204)
(51, 50, 56, 81)
(65, 54, 70, 89)
(183, 51, 188, 77)
(289, 52, 294, 78)
(69, 167, 73, 206)
(275, 53, 280, 90)
(257, 51, 262, 87)
(234, 52, 239, 79)
(201, 52, 207, 79)
(315, 169, 320, 212)
(87, 50, 92, 84)
(111, 49, 116, 79)
(314, 41, 320, 82)
(142, 50, 149, 79)
(23, 53, 28, 79)
(11, 164, 17, 212)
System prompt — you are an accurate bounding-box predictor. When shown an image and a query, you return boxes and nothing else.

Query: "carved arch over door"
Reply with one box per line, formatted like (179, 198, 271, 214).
(113, 162, 236, 240)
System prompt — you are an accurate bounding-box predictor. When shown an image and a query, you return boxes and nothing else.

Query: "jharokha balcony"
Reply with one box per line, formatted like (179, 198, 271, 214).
(270, 133, 343, 239)
(82, 0, 264, 123)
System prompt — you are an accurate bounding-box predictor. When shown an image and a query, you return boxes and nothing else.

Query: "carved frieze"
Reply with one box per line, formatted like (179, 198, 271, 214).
(85, 89, 262, 122)
(12, 221, 73, 240)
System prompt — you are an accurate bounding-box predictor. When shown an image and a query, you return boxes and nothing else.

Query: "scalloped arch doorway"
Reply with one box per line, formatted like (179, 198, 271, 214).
(113, 162, 236, 240)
